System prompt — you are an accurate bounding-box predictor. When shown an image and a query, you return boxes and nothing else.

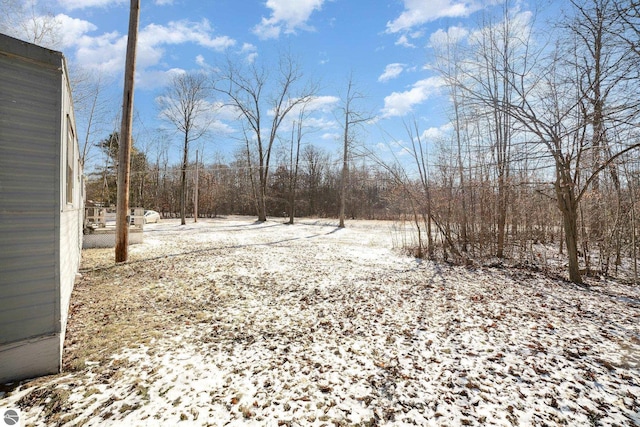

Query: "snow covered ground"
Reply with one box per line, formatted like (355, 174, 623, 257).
(2, 216, 640, 426)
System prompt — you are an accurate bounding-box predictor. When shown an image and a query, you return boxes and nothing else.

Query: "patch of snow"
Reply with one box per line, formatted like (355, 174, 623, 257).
(3, 217, 640, 426)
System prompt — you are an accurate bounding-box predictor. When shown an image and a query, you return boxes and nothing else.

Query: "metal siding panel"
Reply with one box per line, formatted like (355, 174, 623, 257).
(0, 43, 59, 345)
(0, 33, 63, 68)
(0, 295, 56, 321)
(0, 262, 55, 289)
(0, 335, 61, 383)
(0, 301, 57, 342)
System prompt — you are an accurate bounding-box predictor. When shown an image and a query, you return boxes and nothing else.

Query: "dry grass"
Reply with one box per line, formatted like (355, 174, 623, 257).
(64, 247, 222, 372)
(10, 245, 224, 424)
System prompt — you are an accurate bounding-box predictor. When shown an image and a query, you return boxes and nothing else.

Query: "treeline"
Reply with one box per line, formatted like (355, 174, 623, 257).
(85, 134, 640, 283)
(385, 0, 640, 284)
(84, 0, 640, 284)
(87, 145, 397, 220)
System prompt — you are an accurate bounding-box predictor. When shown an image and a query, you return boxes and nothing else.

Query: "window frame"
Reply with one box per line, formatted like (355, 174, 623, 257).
(66, 116, 75, 206)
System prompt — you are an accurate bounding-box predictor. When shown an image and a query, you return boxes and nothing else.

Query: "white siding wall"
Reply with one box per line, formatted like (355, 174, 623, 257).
(59, 66, 83, 352)
(0, 34, 83, 383)
(0, 42, 59, 347)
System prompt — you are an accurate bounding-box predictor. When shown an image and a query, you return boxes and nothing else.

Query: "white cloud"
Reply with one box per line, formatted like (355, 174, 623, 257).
(154, 0, 173, 4)
(58, 0, 125, 11)
(246, 52, 259, 64)
(212, 101, 243, 122)
(306, 95, 339, 112)
(0, 12, 95, 50)
(468, 10, 532, 49)
(321, 132, 340, 141)
(378, 63, 405, 82)
(253, 20, 281, 39)
(391, 124, 452, 158)
(209, 119, 236, 136)
(269, 95, 339, 134)
(241, 43, 256, 53)
(380, 76, 443, 118)
(420, 123, 452, 141)
(268, 95, 338, 121)
(69, 19, 235, 89)
(74, 30, 126, 74)
(139, 20, 235, 52)
(304, 116, 337, 131)
(386, 0, 480, 33)
(200, 100, 239, 135)
(429, 25, 469, 48)
(375, 142, 390, 152)
(55, 14, 97, 48)
(138, 68, 185, 89)
(240, 43, 258, 63)
(394, 34, 415, 48)
(253, 0, 325, 40)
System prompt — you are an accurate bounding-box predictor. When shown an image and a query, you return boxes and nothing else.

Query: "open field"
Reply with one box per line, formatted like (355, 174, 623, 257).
(2, 216, 640, 426)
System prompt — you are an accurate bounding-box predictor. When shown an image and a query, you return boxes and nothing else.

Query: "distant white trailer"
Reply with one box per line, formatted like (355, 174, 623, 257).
(0, 33, 84, 383)
(82, 208, 145, 248)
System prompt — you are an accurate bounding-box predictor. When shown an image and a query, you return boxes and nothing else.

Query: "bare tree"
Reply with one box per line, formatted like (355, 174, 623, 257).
(432, 28, 471, 252)
(473, 5, 521, 258)
(613, 0, 640, 57)
(405, 120, 435, 259)
(301, 145, 330, 216)
(71, 70, 116, 168)
(0, 0, 61, 48)
(337, 75, 372, 228)
(215, 53, 316, 222)
(565, 0, 639, 270)
(441, 0, 640, 282)
(494, 40, 639, 283)
(286, 109, 306, 224)
(438, 2, 528, 257)
(157, 72, 212, 225)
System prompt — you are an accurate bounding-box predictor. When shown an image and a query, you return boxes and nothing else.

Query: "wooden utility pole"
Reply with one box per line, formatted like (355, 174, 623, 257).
(194, 149, 199, 223)
(115, 0, 140, 263)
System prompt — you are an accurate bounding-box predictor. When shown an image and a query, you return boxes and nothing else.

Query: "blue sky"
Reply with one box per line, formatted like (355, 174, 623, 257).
(7, 0, 560, 169)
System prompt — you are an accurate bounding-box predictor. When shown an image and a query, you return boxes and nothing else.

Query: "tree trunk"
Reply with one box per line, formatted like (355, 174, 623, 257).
(452, 93, 468, 252)
(287, 120, 302, 225)
(425, 188, 434, 259)
(180, 133, 188, 225)
(497, 174, 507, 258)
(256, 173, 267, 222)
(244, 138, 260, 220)
(194, 149, 199, 223)
(257, 178, 267, 222)
(255, 142, 268, 222)
(556, 174, 583, 283)
(287, 189, 295, 224)
(339, 122, 348, 228)
(562, 207, 582, 283)
(633, 194, 638, 284)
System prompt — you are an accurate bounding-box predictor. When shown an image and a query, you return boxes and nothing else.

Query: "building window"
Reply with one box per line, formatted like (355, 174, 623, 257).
(66, 117, 74, 205)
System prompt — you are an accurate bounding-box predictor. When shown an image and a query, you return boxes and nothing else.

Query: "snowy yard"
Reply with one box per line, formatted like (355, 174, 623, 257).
(2, 216, 640, 426)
